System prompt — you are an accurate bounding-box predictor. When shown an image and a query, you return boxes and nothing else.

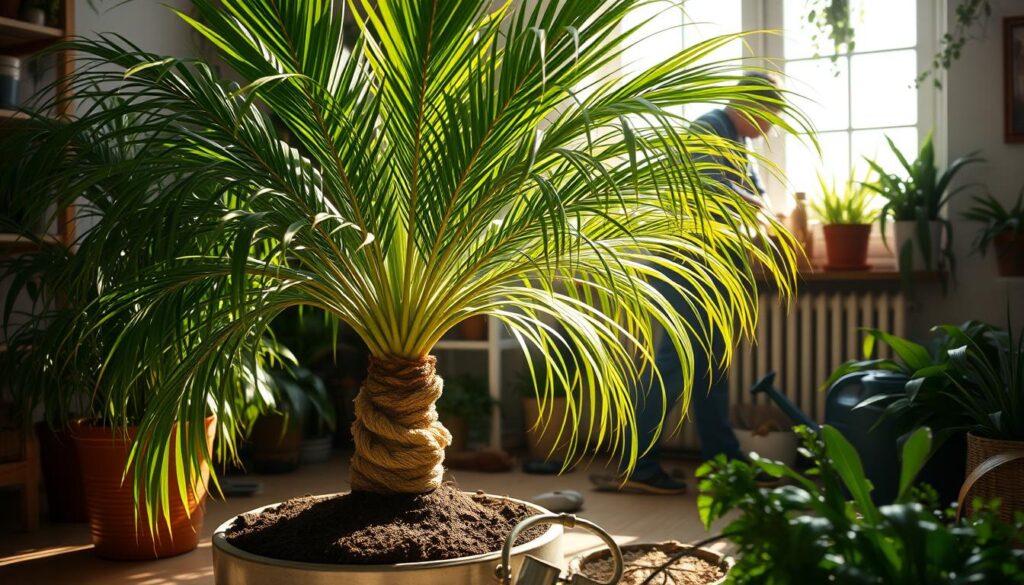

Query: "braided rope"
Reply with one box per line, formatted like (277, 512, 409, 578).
(350, 355, 452, 493)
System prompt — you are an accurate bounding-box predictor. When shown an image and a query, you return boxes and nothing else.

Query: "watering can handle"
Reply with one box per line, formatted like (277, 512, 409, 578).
(495, 513, 622, 585)
(749, 371, 820, 431)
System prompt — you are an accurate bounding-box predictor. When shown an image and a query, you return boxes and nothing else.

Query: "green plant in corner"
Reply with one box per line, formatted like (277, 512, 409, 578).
(963, 190, 1024, 252)
(811, 169, 878, 225)
(2, 0, 806, 538)
(863, 133, 982, 285)
(697, 426, 1024, 584)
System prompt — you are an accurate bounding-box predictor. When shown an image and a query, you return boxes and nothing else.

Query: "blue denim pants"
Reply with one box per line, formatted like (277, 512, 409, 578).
(627, 263, 743, 479)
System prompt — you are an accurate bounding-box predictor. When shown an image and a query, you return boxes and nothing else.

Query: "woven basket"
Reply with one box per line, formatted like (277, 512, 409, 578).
(962, 433, 1024, 523)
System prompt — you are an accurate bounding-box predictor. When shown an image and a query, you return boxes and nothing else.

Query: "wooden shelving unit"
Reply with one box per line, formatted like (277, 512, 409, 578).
(0, 1, 75, 531)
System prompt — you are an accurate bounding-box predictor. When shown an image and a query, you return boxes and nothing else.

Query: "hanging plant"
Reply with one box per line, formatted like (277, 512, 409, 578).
(806, 0, 856, 63)
(805, 0, 992, 87)
(917, 0, 992, 88)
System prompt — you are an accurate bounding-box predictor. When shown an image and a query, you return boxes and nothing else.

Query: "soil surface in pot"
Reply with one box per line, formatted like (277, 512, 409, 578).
(224, 483, 545, 564)
(582, 547, 725, 585)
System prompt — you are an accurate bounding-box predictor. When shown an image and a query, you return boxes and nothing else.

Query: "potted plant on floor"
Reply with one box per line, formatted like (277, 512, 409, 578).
(514, 364, 574, 464)
(812, 169, 879, 271)
(5, 0, 806, 581)
(963, 188, 1024, 277)
(248, 343, 336, 472)
(864, 134, 981, 279)
(436, 373, 491, 453)
(693, 426, 1024, 584)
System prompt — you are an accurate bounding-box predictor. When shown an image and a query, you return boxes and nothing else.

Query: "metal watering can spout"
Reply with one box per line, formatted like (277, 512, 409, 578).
(750, 372, 820, 432)
(495, 514, 622, 585)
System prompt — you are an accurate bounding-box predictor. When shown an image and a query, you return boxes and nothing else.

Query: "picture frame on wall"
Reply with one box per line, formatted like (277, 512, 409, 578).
(1007, 16, 1024, 143)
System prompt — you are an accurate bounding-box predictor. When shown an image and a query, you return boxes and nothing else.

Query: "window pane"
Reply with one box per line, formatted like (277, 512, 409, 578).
(851, 0, 916, 52)
(850, 50, 917, 128)
(786, 57, 849, 132)
(622, 2, 683, 79)
(785, 132, 850, 197)
(682, 0, 742, 61)
(784, 0, 829, 60)
(852, 128, 918, 179)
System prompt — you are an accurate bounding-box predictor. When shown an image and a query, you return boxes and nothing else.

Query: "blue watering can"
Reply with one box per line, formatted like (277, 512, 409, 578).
(750, 370, 907, 503)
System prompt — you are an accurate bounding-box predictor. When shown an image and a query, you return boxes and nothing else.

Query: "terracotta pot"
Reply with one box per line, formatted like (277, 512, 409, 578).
(249, 413, 302, 474)
(457, 315, 487, 341)
(35, 423, 88, 523)
(993, 231, 1024, 277)
(442, 414, 468, 452)
(72, 417, 215, 560)
(522, 397, 570, 461)
(822, 224, 871, 270)
(570, 541, 733, 585)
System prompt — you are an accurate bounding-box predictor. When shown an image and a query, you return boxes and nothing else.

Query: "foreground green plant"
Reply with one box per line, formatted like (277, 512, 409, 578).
(698, 426, 1024, 584)
(3, 0, 806, 526)
(812, 169, 878, 225)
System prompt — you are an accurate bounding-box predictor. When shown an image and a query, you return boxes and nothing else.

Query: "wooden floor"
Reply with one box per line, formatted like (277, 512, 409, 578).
(0, 451, 729, 584)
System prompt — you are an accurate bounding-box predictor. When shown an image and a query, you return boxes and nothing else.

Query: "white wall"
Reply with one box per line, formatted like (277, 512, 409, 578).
(75, 0, 195, 57)
(910, 0, 1024, 336)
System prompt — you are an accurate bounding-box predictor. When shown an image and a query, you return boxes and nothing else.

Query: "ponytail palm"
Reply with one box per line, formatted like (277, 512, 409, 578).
(10, 0, 804, 515)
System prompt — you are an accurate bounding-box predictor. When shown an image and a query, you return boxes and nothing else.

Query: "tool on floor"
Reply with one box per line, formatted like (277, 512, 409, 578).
(750, 370, 905, 502)
(529, 490, 584, 513)
(495, 513, 621, 585)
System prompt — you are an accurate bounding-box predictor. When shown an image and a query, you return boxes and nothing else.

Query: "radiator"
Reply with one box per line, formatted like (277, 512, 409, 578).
(661, 290, 907, 451)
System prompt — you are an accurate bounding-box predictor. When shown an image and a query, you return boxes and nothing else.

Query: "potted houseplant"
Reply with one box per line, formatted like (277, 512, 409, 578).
(812, 169, 878, 270)
(864, 134, 981, 278)
(962, 188, 1024, 277)
(248, 344, 336, 472)
(695, 426, 1024, 584)
(514, 365, 573, 463)
(5, 0, 804, 580)
(435, 373, 491, 453)
(830, 321, 1023, 518)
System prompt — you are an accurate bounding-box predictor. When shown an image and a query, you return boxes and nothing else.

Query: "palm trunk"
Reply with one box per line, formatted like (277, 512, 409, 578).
(349, 355, 451, 493)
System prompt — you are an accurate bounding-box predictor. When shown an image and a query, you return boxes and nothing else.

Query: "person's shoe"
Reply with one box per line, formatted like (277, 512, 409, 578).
(589, 469, 688, 495)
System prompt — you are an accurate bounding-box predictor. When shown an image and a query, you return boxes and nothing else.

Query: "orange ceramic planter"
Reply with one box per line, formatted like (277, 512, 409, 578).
(822, 224, 872, 270)
(72, 417, 215, 560)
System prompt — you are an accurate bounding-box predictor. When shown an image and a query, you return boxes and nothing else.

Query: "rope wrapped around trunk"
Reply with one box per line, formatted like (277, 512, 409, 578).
(350, 355, 451, 493)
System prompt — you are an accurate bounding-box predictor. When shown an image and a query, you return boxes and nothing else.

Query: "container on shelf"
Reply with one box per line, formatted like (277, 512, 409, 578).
(0, 56, 19, 109)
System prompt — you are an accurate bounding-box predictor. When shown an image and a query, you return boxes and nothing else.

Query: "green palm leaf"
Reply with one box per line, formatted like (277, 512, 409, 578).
(4, 0, 809, 527)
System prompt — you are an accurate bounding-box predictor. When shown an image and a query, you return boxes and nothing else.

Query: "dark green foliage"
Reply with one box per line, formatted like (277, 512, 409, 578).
(963, 189, 1024, 256)
(697, 426, 1024, 584)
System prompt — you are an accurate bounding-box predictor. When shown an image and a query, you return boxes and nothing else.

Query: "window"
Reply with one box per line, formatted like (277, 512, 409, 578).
(620, 1, 936, 212)
(780, 0, 921, 202)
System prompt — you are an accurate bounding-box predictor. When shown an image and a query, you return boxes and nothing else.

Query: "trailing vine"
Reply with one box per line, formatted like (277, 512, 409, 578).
(805, 0, 992, 87)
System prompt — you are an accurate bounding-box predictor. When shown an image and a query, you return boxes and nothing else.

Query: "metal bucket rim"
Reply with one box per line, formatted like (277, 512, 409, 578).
(212, 492, 562, 573)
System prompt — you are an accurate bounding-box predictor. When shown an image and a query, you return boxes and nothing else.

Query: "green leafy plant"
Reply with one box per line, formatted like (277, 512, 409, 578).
(697, 426, 1024, 584)
(2, 0, 807, 527)
(917, 0, 992, 88)
(811, 169, 879, 225)
(805, 0, 857, 64)
(863, 133, 981, 274)
(962, 189, 1024, 256)
(827, 321, 1023, 446)
(436, 373, 492, 422)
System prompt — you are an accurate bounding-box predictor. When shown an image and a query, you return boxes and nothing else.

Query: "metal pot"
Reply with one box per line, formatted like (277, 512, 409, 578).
(212, 494, 564, 585)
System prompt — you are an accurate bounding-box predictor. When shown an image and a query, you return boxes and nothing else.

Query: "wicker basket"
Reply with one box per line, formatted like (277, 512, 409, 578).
(570, 541, 733, 585)
(962, 433, 1024, 523)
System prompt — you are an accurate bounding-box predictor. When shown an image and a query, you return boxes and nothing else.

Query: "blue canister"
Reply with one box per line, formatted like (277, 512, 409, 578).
(0, 56, 20, 109)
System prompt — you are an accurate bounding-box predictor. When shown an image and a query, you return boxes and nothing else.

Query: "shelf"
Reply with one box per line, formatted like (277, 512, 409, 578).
(0, 233, 61, 253)
(0, 108, 28, 121)
(433, 338, 519, 351)
(0, 15, 63, 54)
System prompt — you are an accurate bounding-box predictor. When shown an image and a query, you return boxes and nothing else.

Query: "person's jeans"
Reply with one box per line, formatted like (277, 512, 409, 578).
(627, 263, 743, 479)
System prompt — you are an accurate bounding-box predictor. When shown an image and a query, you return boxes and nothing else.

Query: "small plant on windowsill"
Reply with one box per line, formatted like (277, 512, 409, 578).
(863, 133, 982, 290)
(963, 188, 1024, 277)
(811, 168, 878, 271)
